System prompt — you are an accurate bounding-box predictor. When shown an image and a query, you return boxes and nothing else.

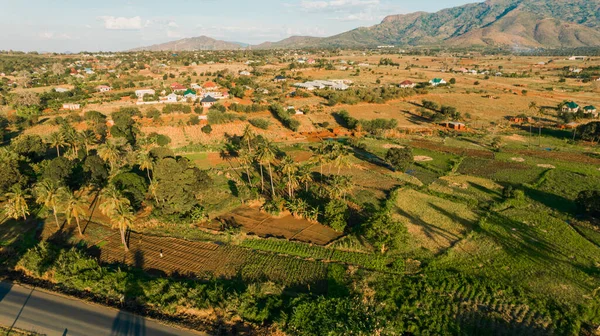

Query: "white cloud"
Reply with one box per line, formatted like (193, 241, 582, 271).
(99, 16, 143, 30)
(168, 21, 179, 28)
(39, 32, 73, 40)
(299, 0, 379, 11)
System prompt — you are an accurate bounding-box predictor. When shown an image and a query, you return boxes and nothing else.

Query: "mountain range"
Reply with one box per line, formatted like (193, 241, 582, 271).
(131, 0, 600, 51)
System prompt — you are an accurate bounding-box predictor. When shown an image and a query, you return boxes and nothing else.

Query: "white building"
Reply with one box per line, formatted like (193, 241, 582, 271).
(135, 89, 155, 98)
(55, 88, 70, 93)
(239, 71, 251, 76)
(166, 93, 178, 103)
(62, 103, 80, 110)
(96, 85, 112, 93)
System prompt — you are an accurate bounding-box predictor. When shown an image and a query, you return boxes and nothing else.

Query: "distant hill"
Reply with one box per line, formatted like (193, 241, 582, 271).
(301, 0, 600, 49)
(130, 0, 600, 51)
(130, 36, 245, 51)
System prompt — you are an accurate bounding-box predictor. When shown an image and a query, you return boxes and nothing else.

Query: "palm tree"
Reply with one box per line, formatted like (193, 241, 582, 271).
(148, 180, 160, 204)
(333, 149, 352, 175)
(99, 184, 130, 218)
(280, 156, 298, 198)
(256, 140, 277, 197)
(296, 164, 314, 193)
(62, 190, 87, 236)
(311, 142, 328, 181)
(326, 175, 353, 200)
(48, 132, 67, 157)
(34, 181, 64, 229)
(137, 152, 154, 181)
(4, 187, 30, 220)
(111, 203, 135, 252)
(237, 149, 254, 186)
(97, 142, 121, 171)
(241, 125, 256, 152)
(60, 124, 80, 157)
(79, 130, 97, 155)
(99, 185, 133, 251)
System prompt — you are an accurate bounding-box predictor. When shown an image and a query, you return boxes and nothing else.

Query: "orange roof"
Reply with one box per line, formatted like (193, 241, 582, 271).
(204, 81, 217, 88)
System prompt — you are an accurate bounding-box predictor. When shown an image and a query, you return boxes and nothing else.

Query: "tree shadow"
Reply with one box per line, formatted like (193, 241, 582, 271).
(522, 186, 576, 214)
(0, 281, 11, 303)
(111, 250, 147, 336)
(228, 180, 239, 197)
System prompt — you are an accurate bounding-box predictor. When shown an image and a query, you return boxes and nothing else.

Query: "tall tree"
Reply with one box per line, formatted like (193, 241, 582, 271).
(111, 202, 135, 252)
(281, 156, 298, 198)
(34, 181, 64, 229)
(98, 141, 122, 172)
(297, 163, 314, 193)
(256, 140, 277, 197)
(48, 132, 67, 157)
(4, 187, 30, 220)
(241, 125, 256, 152)
(62, 190, 87, 236)
(79, 130, 97, 155)
(137, 152, 154, 181)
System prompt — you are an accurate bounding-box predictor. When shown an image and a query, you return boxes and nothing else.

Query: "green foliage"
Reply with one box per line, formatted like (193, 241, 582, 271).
(360, 118, 397, 133)
(248, 118, 270, 130)
(269, 104, 300, 131)
(42, 157, 75, 186)
(153, 157, 211, 217)
(363, 188, 407, 254)
(110, 109, 138, 145)
(201, 124, 212, 134)
(11, 135, 47, 161)
(333, 110, 358, 130)
(385, 147, 413, 172)
(207, 110, 238, 124)
(162, 104, 191, 114)
(323, 199, 348, 232)
(112, 172, 148, 210)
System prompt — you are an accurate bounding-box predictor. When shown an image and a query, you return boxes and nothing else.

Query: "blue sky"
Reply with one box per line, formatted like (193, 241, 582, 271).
(0, 0, 482, 52)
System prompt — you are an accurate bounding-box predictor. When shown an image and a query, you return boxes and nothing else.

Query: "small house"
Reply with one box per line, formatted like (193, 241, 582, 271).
(430, 78, 447, 86)
(171, 83, 186, 92)
(62, 103, 81, 111)
(166, 93, 178, 103)
(203, 81, 218, 91)
(191, 83, 202, 90)
(96, 85, 112, 93)
(399, 80, 416, 89)
(55, 87, 70, 93)
(562, 101, 580, 113)
(135, 89, 155, 98)
(583, 106, 598, 117)
(239, 71, 251, 76)
(440, 121, 466, 130)
(274, 75, 287, 83)
(201, 95, 218, 108)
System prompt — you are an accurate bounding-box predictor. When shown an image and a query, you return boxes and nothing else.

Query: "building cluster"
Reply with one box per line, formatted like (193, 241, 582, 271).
(293, 79, 352, 91)
(562, 101, 598, 118)
(134, 81, 230, 108)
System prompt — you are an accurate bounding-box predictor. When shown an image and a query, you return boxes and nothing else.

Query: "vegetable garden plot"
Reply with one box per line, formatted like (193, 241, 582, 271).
(457, 157, 546, 184)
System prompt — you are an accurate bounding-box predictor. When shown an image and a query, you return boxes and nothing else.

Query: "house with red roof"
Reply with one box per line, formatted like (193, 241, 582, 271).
(170, 83, 186, 92)
(399, 80, 416, 89)
(203, 81, 218, 91)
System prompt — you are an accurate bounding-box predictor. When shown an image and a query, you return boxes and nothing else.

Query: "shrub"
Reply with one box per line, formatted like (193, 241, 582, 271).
(323, 199, 348, 232)
(333, 110, 358, 130)
(248, 118, 270, 130)
(385, 147, 413, 172)
(201, 125, 212, 134)
(208, 110, 238, 124)
(269, 104, 300, 132)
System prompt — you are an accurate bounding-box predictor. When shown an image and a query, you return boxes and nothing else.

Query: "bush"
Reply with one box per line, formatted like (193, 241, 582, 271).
(163, 104, 191, 114)
(323, 199, 348, 232)
(333, 110, 358, 130)
(577, 190, 600, 218)
(269, 104, 300, 132)
(188, 115, 200, 125)
(201, 125, 212, 134)
(248, 118, 271, 130)
(208, 110, 238, 124)
(145, 108, 161, 119)
(360, 118, 397, 133)
(385, 147, 413, 172)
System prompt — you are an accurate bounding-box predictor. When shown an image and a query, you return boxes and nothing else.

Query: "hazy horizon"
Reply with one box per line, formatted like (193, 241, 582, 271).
(0, 0, 483, 53)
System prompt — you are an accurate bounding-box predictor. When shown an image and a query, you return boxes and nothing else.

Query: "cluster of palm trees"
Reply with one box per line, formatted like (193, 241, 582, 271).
(230, 126, 355, 220)
(49, 124, 99, 158)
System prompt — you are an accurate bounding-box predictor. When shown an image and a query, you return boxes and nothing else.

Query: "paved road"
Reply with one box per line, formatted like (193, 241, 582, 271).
(0, 281, 204, 336)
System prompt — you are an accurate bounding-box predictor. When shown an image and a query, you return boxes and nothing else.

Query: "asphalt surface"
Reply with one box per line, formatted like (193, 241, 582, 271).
(0, 281, 204, 336)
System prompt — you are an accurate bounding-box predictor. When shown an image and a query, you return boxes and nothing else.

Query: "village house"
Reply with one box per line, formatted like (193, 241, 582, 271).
(239, 70, 251, 76)
(440, 121, 466, 130)
(191, 83, 202, 90)
(583, 105, 598, 117)
(165, 93, 178, 103)
(200, 95, 218, 108)
(55, 88, 70, 93)
(399, 80, 416, 89)
(171, 83, 186, 93)
(562, 101, 580, 113)
(183, 89, 197, 100)
(135, 89, 155, 98)
(430, 78, 447, 86)
(274, 75, 287, 83)
(203, 81, 218, 91)
(62, 103, 80, 111)
(96, 85, 112, 93)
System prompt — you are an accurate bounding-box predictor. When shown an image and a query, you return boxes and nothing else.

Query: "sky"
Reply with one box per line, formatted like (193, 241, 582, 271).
(0, 0, 483, 52)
